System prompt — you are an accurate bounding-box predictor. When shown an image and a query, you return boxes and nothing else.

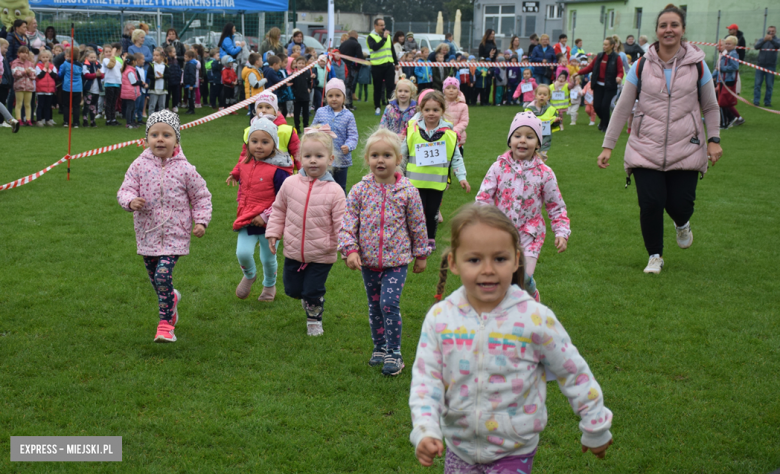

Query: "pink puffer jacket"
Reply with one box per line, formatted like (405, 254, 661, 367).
(265, 172, 346, 264)
(624, 43, 708, 175)
(117, 147, 213, 256)
(445, 91, 469, 146)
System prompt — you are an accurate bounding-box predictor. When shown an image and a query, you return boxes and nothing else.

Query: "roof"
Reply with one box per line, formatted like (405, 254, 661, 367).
(560, 0, 627, 4)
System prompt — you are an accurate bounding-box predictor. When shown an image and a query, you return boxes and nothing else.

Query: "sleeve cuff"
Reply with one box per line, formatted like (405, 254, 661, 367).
(410, 424, 443, 449)
(601, 138, 617, 150)
(581, 430, 612, 449)
(345, 249, 359, 256)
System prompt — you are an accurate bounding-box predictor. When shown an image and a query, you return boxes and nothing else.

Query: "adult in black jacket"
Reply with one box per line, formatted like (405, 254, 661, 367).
(165, 28, 186, 68)
(725, 24, 746, 60)
(623, 35, 644, 60)
(576, 37, 624, 132)
(339, 30, 364, 109)
(478, 29, 498, 61)
(367, 18, 398, 114)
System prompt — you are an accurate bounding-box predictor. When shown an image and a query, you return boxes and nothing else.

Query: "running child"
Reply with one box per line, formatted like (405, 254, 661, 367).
(410, 203, 612, 470)
(475, 112, 570, 301)
(265, 127, 346, 336)
(241, 92, 300, 169)
(227, 117, 294, 303)
(338, 128, 430, 376)
(379, 77, 418, 137)
(513, 68, 537, 107)
(524, 85, 560, 160)
(568, 75, 583, 125)
(400, 89, 469, 250)
(311, 78, 358, 192)
(549, 70, 570, 130)
(442, 77, 469, 155)
(117, 110, 213, 343)
(581, 76, 597, 126)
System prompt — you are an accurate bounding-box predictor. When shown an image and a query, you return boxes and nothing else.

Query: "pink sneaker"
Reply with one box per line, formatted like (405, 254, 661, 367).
(154, 320, 176, 343)
(171, 289, 181, 326)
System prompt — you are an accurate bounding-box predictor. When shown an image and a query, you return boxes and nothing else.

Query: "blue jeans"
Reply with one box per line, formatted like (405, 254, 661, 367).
(135, 92, 147, 121)
(236, 228, 279, 287)
(361, 265, 408, 352)
(753, 69, 774, 105)
(534, 73, 551, 85)
(332, 166, 349, 192)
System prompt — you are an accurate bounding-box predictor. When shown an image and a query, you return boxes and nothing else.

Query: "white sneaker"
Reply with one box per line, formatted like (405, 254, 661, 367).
(589, 121, 596, 126)
(676, 222, 693, 249)
(375, 107, 380, 116)
(0, 122, 11, 128)
(643, 255, 664, 274)
(307, 321, 324, 336)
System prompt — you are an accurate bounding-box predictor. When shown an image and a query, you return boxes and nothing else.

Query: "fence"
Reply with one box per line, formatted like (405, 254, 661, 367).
(394, 21, 475, 53)
(34, 8, 287, 51)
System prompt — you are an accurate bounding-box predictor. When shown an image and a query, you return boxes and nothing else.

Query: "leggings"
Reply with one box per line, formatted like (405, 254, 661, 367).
(444, 448, 536, 474)
(632, 168, 699, 256)
(417, 187, 445, 241)
(220, 85, 233, 108)
(83, 93, 98, 121)
(14, 91, 33, 121)
(361, 265, 408, 352)
(123, 98, 137, 125)
(169, 84, 181, 109)
(592, 84, 618, 131)
(293, 100, 310, 134)
(61, 91, 82, 125)
(148, 93, 166, 115)
(236, 228, 279, 288)
(283, 258, 333, 322)
(142, 255, 179, 322)
(36, 94, 53, 122)
(0, 98, 13, 123)
(105, 87, 120, 121)
(331, 167, 349, 193)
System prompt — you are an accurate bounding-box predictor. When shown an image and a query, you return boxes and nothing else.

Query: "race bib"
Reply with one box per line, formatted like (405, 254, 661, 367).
(521, 82, 533, 93)
(542, 121, 552, 136)
(415, 140, 448, 166)
(552, 91, 566, 101)
(585, 92, 593, 103)
(570, 90, 579, 100)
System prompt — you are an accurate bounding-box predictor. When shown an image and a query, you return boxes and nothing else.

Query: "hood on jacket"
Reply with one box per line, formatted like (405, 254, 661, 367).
(140, 146, 188, 165)
(498, 150, 545, 174)
(298, 168, 335, 182)
(260, 150, 293, 168)
(389, 99, 417, 111)
(444, 283, 536, 316)
(360, 171, 413, 189)
(643, 41, 706, 93)
(446, 91, 467, 105)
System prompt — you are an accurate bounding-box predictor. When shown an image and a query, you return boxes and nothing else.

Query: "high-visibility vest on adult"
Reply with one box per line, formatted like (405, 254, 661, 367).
(369, 32, 394, 66)
(405, 122, 458, 191)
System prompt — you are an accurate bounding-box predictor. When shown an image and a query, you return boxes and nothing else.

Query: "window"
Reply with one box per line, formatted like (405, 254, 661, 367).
(608, 10, 615, 29)
(484, 5, 516, 36)
(635, 8, 642, 29)
(525, 15, 536, 37)
(546, 4, 563, 19)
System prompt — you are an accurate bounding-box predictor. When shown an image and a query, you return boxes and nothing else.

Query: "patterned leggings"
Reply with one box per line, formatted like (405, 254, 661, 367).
(444, 448, 535, 474)
(361, 265, 408, 352)
(142, 256, 179, 322)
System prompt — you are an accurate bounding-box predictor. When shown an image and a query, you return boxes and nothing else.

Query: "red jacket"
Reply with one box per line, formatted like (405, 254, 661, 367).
(222, 67, 237, 86)
(230, 151, 293, 231)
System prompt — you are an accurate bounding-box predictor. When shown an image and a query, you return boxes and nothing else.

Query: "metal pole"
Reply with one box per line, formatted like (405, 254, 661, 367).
(241, 13, 245, 35)
(714, 10, 721, 63)
(284, 11, 289, 37)
(259, 12, 265, 42)
(763, 8, 768, 34)
(603, 11, 607, 41)
(157, 9, 162, 46)
(571, 11, 576, 41)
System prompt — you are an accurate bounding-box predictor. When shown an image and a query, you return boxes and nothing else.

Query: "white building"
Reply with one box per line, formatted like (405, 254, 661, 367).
(472, 0, 565, 53)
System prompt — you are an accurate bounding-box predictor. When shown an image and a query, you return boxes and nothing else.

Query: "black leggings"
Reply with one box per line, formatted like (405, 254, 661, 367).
(417, 188, 445, 240)
(105, 87, 120, 121)
(633, 168, 699, 256)
(592, 84, 618, 131)
(294, 100, 310, 134)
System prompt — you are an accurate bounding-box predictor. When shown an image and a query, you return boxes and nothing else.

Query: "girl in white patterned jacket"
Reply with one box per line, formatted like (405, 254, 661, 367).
(409, 204, 613, 472)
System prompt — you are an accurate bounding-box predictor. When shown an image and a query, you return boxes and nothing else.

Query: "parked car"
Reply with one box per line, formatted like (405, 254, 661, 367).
(55, 35, 80, 49)
(279, 34, 326, 56)
(410, 33, 466, 57)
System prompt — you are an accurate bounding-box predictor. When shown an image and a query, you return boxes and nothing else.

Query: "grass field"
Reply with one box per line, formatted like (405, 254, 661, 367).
(1, 69, 778, 473)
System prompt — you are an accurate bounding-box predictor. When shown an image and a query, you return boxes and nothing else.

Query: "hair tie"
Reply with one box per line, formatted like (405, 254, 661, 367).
(303, 124, 338, 139)
(434, 294, 443, 301)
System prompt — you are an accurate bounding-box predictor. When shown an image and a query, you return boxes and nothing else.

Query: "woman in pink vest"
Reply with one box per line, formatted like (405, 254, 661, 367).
(596, 4, 723, 275)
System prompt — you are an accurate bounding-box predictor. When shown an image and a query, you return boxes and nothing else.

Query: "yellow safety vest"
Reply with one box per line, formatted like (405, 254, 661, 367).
(368, 32, 394, 66)
(405, 122, 458, 191)
(243, 123, 293, 153)
(524, 105, 561, 133)
(549, 83, 570, 110)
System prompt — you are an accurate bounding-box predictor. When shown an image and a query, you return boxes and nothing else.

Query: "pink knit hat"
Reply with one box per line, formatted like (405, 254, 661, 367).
(324, 78, 346, 97)
(508, 111, 543, 146)
(443, 77, 460, 90)
(255, 91, 279, 114)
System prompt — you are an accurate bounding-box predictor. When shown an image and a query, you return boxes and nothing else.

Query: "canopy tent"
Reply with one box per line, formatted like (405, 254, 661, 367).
(26, 0, 287, 12)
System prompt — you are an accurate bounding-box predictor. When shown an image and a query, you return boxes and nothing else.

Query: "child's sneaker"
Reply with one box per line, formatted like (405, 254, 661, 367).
(382, 351, 404, 376)
(427, 239, 436, 252)
(236, 275, 256, 299)
(589, 121, 596, 126)
(675, 222, 693, 249)
(90, 121, 97, 128)
(171, 289, 181, 326)
(154, 320, 176, 342)
(307, 321, 324, 336)
(369, 347, 387, 367)
(82, 119, 89, 127)
(643, 255, 664, 274)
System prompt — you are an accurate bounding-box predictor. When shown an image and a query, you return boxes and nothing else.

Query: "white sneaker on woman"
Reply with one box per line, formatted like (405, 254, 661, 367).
(643, 255, 664, 274)
(676, 222, 693, 249)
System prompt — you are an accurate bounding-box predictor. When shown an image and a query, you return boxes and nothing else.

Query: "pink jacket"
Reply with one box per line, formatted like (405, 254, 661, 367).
(338, 173, 430, 269)
(445, 91, 469, 146)
(476, 151, 570, 242)
(513, 78, 537, 103)
(11, 58, 36, 92)
(117, 147, 213, 256)
(619, 43, 710, 175)
(265, 172, 346, 264)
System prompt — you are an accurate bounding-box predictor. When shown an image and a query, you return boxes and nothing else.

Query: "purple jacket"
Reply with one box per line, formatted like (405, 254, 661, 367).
(117, 147, 212, 256)
(339, 173, 430, 269)
(379, 99, 418, 136)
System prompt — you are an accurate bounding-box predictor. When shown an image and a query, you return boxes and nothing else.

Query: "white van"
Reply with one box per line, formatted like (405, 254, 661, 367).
(410, 34, 467, 57)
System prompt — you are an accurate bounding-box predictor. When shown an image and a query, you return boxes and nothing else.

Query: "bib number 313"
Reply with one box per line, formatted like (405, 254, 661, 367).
(415, 140, 448, 166)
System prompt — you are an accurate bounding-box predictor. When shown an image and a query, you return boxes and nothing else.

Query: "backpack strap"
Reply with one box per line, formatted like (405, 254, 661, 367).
(695, 60, 703, 102)
(634, 56, 646, 100)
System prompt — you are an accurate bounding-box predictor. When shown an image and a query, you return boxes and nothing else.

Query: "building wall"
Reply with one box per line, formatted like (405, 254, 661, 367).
(472, 0, 566, 53)
(295, 11, 380, 34)
(562, 0, 776, 56)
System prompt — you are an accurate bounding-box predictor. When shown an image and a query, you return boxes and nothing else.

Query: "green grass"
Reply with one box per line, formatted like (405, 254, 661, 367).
(1, 70, 778, 473)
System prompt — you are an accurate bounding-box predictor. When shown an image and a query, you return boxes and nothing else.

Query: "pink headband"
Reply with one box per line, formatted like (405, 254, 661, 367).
(303, 124, 338, 138)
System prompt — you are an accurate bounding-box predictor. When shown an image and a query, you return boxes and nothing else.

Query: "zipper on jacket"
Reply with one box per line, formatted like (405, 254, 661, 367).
(662, 57, 679, 170)
(475, 315, 488, 464)
(159, 165, 166, 249)
(689, 112, 700, 142)
(300, 179, 315, 263)
(378, 184, 387, 269)
(635, 114, 644, 137)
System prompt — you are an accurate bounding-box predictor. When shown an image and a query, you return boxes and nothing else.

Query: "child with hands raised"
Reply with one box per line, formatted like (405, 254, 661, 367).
(338, 129, 431, 376)
(410, 204, 612, 471)
(227, 117, 294, 303)
(265, 126, 346, 336)
(117, 110, 213, 342)
(476, 112, 570, 302)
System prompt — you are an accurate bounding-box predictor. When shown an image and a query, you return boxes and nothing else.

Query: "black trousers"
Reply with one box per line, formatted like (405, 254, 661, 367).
(592, 84, 617, 131)
(169, 84, 181, 109)
(345, 65, 359, 107)
(294, 100, 310, 134)
(371, 63, 395, 109)
(219, 85, 233, 108)
(105, 86, 120, 121)
(36, 94, 53, 122)
(209, 82, 221, 108)
(283, 258, 333, 314)
(61, 92, 82, 125)
(417, 188, 445, 240)
(633, 168, 699, 256)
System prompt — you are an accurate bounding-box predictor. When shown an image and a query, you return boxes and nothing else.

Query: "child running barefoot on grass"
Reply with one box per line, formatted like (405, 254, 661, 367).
(401, 89, 469, 251)
(338, 129, 430, 376)
(524, 85, 560, 161)
(475, 112, 570, 302)
(410, 204, 612, 471)
(117, 110, 213, 342)
(379, 78, 418, 137)
(265, 126, 346, 336)
(311, 78, 358, 192)
(227, 118, 294, 303)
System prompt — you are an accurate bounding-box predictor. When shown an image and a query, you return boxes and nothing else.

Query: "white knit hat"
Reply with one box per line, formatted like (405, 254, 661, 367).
(245, 117, 279, 148)
(146, 110, 180, 143)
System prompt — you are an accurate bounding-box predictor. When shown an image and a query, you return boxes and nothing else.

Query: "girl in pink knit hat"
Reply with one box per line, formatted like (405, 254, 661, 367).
(311, 78, 359, 192)
(475, 111, 570, 302)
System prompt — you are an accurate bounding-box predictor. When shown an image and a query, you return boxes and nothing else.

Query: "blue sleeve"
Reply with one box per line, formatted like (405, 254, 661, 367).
(312, 108, 325, 126)
(222, 37, 242, 57)
(273, 168, 291, 194)
(345, 113, 358, 150)
(626, 61, 639, 86)
(699, 61, 712, 86)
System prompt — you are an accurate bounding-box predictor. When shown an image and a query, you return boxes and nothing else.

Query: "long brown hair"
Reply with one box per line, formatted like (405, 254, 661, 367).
(435, 204, 525, 301)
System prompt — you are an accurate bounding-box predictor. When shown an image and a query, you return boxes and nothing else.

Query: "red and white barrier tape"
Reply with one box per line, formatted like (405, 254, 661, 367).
(721, 54, 780, 77)
(0, 61, 319, 192)
(691, 40, 779, 51)
(717, 52, 780, 115)
(398, 61, 556, 68)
